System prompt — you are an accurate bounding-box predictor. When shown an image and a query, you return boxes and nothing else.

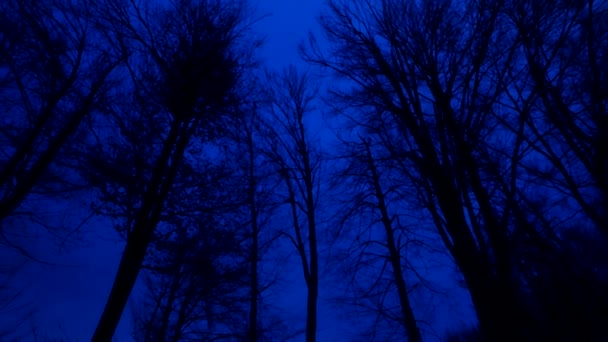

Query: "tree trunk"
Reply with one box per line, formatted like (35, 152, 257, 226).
(305, 278, 318, 342)
(247, 130, 259, 342)
(93, 120, 191, 340)
(92, 228, 152, 341)
(303, 130, 318, 342)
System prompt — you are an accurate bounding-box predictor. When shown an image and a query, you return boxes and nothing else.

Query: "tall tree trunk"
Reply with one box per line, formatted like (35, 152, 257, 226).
(305, 281, 318, 342)
(92, 227, 154, 342)
(93, 120, 192, 341)
(285, 175, 317, 342)
(247, 130, 259, 342)
(268, 67, 320, 342)
(301, 123, 318, 342)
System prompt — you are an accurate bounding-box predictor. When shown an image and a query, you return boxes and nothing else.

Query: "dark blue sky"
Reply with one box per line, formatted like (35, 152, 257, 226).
(255, 0, 324, 68)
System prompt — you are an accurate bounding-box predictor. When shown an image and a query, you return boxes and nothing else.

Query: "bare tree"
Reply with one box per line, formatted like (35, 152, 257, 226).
(502, 0, 608, 231)
(0, 0, 122, 225)
(0, 2, 121, 337)
(131, 170, 250, 342)
(329, 134, 423, 341)
(79, 0, 258, 340)
(263, 67, 322, 342)
(231, 110, 286, 342)
(303, 0, 586, 339)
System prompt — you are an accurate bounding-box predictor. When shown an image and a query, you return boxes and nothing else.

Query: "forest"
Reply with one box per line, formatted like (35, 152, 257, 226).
(1, 0, 607, 341)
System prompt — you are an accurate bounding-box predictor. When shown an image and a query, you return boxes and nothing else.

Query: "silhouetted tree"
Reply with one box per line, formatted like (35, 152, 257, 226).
(228, 108, 288, 342)
(503, 0, 608, 231)
(0, 2, 121, 336)
(263, 67, 322, 342)
(131, 163, 249, 341)
(0, 0, 122, 225)
(303, 0, 607, 339)
(329, 135, 423, 341)
(79, 0, 258, 340)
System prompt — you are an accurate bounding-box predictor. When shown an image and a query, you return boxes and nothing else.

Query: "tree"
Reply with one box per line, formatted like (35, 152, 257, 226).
(503, 0, 608, 231)
(0, 0, 121, 225)
(263, 67, 322, 342)
(229, 108, 287, 342)
(0, 2, 121, 335)
(131, 163, 250, 341)
(329, 134, 423, 341)
(81, 0, 258, 339)
(303, 0, 606, 339)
